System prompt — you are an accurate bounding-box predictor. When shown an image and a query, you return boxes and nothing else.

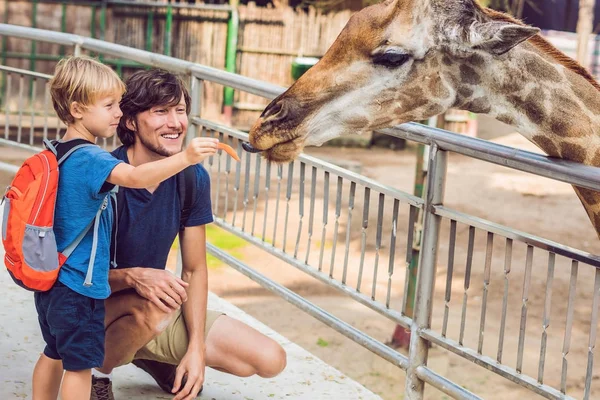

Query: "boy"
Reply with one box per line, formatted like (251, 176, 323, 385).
(31, 56, 218, 400)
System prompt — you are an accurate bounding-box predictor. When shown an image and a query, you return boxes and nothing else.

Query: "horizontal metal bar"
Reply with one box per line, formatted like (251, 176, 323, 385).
(206, 242, 409, 370)
(434, 205, 600, 268)
(193, 118, 425, 207)
(0, 138, 42, 153)
(0, 65, 52, 80)
(0, 24, 283, 100)
(381, 123, 600, 192)
(420, 329, 576, 400)
(415, 366, 483, 400)
(213, 218, 414, 330)
(0, 161, 18, 174)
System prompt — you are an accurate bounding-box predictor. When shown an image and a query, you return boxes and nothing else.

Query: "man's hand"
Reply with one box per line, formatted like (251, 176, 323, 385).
(129, 268, 189, 312)
(172, 348, 205, 400)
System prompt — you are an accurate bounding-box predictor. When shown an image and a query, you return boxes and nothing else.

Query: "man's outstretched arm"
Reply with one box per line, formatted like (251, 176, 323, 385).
(171, 224, 209, 400)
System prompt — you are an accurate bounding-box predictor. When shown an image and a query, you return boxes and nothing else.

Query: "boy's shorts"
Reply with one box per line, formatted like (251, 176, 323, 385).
(34, 281, 105, 371)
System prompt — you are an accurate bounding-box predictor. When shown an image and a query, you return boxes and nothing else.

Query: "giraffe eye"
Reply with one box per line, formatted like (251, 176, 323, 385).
(373, 51, 410, 68)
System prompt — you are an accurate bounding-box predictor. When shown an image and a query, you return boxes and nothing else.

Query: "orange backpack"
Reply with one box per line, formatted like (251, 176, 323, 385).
(2, 139, 107, 291)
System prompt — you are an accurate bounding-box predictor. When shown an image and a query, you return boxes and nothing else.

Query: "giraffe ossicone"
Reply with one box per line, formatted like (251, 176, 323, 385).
(248, 0, 600, 238)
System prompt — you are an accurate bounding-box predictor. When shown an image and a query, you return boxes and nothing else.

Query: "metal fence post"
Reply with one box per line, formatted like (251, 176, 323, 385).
(405, 143, 447, 399)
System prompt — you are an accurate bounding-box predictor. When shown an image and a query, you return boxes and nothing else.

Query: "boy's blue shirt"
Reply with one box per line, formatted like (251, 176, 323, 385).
(55, 144, 122, 300)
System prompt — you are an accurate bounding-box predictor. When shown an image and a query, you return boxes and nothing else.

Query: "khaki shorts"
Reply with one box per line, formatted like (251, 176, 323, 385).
(133, 309, 224, 365)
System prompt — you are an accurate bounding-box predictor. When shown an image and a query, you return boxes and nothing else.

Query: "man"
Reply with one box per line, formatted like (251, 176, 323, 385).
(91, 69, 287, 400)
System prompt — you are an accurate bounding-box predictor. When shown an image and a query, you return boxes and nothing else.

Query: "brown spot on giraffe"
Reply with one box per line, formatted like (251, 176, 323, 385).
(442, 55, 452, 66)
(457, 86, 473, 99)
(428, 76, 450, 99)
(576, 187, 600, 206)
(400, 86, 428, 110)
(424, 103, 444, 116)
(596, 211, 600, 227)
(467, 54, 485, 67)
(460, 65, 481, 85)
(428, 56, 440, 69)
(592, 151, 600, 167)
(463, 97, 491, 114)
(497, 114, 515, 126)
(509, 89, 546, 125)
(560, 142, 587, 163)
(565, 69, 600, 115)
(523, 53, 562, 83)
(532, 135, 560, 157)
(546, 90, 593, 138)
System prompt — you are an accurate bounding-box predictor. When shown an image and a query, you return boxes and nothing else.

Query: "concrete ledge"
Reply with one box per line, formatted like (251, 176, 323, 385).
(0, 213, 380, 400)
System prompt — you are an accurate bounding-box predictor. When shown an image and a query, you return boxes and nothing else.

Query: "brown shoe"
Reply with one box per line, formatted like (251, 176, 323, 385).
(90, 376, 115, 400)
(132, 359, 203, 396)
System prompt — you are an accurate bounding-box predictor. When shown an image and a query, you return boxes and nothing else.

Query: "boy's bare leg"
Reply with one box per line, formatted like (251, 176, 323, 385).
(204, 316, 287, 378)
(61, 369, 91, 400)
(32, 354, 63, 400)
(100, 290, 175, 373)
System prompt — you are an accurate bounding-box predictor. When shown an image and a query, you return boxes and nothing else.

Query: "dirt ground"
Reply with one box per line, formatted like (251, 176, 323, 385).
(2, 128, 599, 400)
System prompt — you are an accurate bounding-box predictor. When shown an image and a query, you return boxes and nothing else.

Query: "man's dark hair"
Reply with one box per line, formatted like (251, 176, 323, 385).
(117, 69, 192, 146)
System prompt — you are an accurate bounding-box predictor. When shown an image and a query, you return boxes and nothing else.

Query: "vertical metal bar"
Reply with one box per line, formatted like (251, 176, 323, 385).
(241, 149, 251, 232)
(99, 0, 106, 62)
(341, 181, 356, 285)
(3, 73, 10, 140)
(318, 171, 329, 272)
(282, 162, 294, 253)
(164, 3, 173, 56)
(477, 232, 494, 354)
(188, 77, 202, 142)
(42, 79, 49, 141)
(405, 144, 447, 400)
(272, 165, 283, 248)
(17, 74, 24, 143)
(60, 1, 67, 56)
(261, 161, 272, 242)
(146, 9, 155, 53)
(516, 245, 534, 374)
(29, 77, 36, 146)
(442, 219, 457, 338)
(250, 155, 261, 236)
(0, 0, 8, 106)
(90, 4, 97, 40)
(231, 139, 243, 227)
(386, 199, 400, 308)
(293, 162, 306, 259)
(497, 238, 513, 363)
(584, 268, 600, 400)
(459, 226, 476, 346)
(223, 136, 233, 222)
(402, 206, 418, 315)
(329, 176, 343, 278)
(538, 252, 555, 384)
(30, 0, 38, 74)
(356, 187, 370, 292)
(214, 131, 224, 216)
(304, 166, 317, 265)
(73, 44, 82, 57)
(371, 193, 384, 300)
(561, 260, 579, 393)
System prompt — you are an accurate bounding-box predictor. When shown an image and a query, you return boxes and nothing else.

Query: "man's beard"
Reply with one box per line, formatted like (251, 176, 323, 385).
(138, 133, 183, 157)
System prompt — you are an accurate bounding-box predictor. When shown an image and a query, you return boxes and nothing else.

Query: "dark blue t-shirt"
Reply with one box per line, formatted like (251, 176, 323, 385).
(110, 146, 213, 270)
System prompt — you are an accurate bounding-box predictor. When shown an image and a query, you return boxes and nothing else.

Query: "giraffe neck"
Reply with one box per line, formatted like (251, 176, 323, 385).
(454, 42, 600, 237)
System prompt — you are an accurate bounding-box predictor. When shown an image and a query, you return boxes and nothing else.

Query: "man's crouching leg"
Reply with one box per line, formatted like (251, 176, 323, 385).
(99, 289, 177, 373)
(205, 316, 287, 378)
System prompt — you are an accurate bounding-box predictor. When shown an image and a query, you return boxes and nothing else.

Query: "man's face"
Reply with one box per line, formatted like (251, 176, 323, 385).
(134, 94, 188, 157)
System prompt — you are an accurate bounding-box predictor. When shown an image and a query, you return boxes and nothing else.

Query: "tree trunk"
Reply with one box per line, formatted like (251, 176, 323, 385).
(576, 0, 596, 67)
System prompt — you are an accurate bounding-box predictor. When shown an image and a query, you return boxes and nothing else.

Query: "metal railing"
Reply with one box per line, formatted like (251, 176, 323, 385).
(1, 24, 599, 400)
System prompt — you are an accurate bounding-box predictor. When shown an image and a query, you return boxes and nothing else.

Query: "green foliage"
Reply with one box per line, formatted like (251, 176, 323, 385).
(316, 337, 330, 347)
(206, 224, 248, 269)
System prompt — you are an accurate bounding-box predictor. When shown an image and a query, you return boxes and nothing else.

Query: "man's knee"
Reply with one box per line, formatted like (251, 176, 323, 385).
(257, 341, 287, 378)
(132, 300, 177, 337)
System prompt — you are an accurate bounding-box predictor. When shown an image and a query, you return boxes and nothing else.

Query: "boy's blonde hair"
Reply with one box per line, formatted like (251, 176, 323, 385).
(50, 56, 126, 124)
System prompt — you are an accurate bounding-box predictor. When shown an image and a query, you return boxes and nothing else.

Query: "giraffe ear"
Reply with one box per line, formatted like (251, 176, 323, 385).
(469, 21, 540, 55)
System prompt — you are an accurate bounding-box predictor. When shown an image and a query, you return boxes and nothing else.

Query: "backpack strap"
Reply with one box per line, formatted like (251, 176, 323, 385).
(83, 186, 119, 287)
(177, 166, 197, 231)
(44, 138, 95, 166)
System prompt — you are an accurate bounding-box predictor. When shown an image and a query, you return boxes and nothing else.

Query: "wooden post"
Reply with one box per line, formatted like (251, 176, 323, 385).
(576, 0, 595, 68)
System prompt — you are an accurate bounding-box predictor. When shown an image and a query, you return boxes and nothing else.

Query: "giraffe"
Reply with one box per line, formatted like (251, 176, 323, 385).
(247, 0, 600, 238)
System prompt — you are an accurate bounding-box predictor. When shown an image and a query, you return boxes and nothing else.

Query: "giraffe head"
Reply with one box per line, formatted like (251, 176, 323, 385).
(248, 0, 539, 162)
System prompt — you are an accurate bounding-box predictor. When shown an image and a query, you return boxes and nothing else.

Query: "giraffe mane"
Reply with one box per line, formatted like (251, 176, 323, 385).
(481, 7, 600, 92)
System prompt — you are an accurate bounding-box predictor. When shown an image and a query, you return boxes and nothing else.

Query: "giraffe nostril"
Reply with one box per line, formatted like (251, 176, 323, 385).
(261, 100, 283, 120)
